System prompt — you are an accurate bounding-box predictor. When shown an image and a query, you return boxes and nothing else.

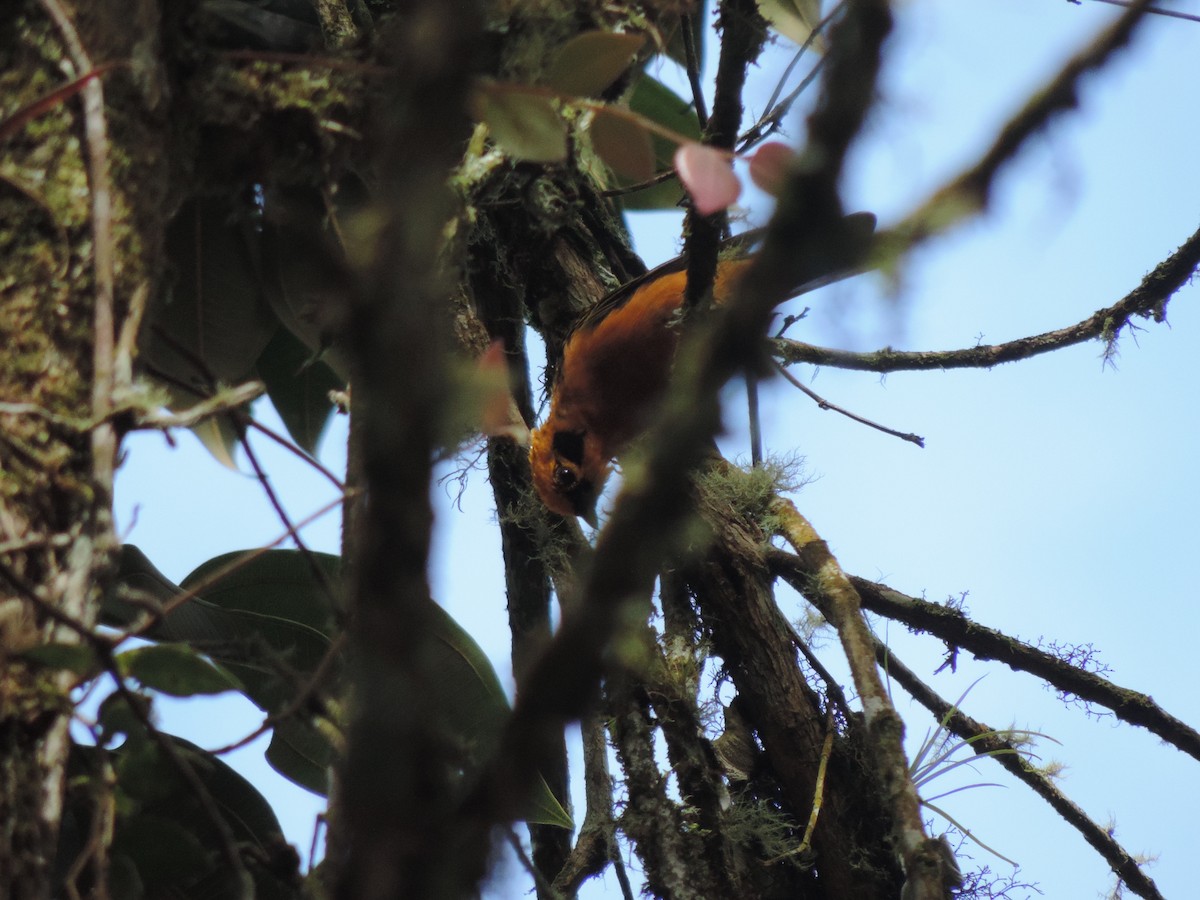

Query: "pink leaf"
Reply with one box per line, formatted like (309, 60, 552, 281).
(748, 142, 796, 197)
(674, 143, 741, 216)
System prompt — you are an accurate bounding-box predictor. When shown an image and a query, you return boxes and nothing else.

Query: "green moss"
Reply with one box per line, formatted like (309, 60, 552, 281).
(695, 453, 810, 537)
(194, 61, 357, 129)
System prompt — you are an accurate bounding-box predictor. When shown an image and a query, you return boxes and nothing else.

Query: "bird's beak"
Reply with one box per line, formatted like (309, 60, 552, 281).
(580, 504, 599, 529)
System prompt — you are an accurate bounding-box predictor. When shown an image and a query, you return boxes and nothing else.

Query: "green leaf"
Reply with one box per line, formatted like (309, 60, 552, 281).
(258, 184, 353, 382)
(256, 326, 341, 454)
(21, 641, 98, 676)
(97, 690, 150, 748)
(528, 777, 574, 829)
(616, 75, 703, 209)
(112, 544, 182, 613)
(546, 31, 645, 98)
(141, 195, 279, 469)
(474, 82, 567, 163)
(117, 644, 242, 697)
(107, 853, 143, 900)
(111, 548, 570, 825)
(630, 74, 701, 149)
(179, 550, 339, 639)
(72, 734, 301, 899)
(111, 815, 210, 888)
(145, 195, 278, 390)
(168, 736, 291, 853)
(756, 0, 822, 46)
(590, 107, 655, 181)
(265, 718, 332, 796)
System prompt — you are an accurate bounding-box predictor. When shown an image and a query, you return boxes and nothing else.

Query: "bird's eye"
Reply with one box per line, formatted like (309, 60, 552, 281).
(552, 465, 577, 490)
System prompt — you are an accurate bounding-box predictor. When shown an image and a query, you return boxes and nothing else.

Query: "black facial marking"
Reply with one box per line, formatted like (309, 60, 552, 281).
(552, 429, 587, 465)
(567, 480, 596, 517)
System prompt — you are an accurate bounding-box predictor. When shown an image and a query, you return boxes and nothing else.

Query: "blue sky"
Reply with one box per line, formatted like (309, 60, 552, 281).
(115, 1, 1199, 897)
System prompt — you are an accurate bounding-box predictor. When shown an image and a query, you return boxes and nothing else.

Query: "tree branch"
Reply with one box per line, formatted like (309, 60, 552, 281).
(854, 571, 1200, 761)
(774, 219, 1200, 372)
(878, 642, 1164, 900)
(768, 549, 1200, 764)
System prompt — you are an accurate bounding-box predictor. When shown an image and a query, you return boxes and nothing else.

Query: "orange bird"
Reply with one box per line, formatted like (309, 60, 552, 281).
(529, 216, 874, 523)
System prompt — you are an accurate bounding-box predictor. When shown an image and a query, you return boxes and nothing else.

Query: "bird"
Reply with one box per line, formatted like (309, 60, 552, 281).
(529, 215, 875, 524)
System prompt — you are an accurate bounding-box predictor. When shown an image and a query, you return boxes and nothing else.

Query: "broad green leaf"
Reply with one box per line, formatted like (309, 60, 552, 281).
(258, 184, 353, 382)
(590, 107, 655, 181)
(113, 544, 183, 610)
(546, 31, 645, 98)
(265, 718, 333, 796)
(111, 815, 210, 888)
(142, 195, 279, 468)
(474, 82, 567, 163)
(21, 641, 98, 676)
(107, 853, 143, 900)
(256, 326, 341, 454)
(756, 0, 822, 46)
(117, 644, 242, 697)
(111, 548, 570, 825)
(179, 550, 340, 637)
(629, 73, 701, 145)
(72, 734, 300, 899)
(167, 736, 291, 854)
(617, 75, 703, 209)
(145, 195, 277, 389)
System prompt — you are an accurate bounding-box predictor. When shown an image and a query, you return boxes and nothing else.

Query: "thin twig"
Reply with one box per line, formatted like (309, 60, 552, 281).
(235, 422, 340, 606)
(121, 495, 348, 640)
(738, 0, 842, 152)
(779, 614, 852, 720)
(208, 632, 347, 757)
(680, 12, 709, 128)
(598, 166, 681, 198)
(738, 56, 825, 152)
(243, 416, 347, 491)
(505, 828, 563, 900)
(765, 707, 834, 865)
(1079, 0, 1200, 24)
(773, 361, 925, 446)
(745, 373, 762, 465)
(37, 0, 118, 480)
(552, 711, 619, 895)
(0, 59, 127, 142)
(0, 553, 112, 650)
(140, 382, 266, 429)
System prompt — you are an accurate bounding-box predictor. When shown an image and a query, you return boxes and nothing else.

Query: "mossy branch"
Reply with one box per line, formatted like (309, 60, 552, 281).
(878, 643, 1164, 900)
(774, 219, 1200, 373)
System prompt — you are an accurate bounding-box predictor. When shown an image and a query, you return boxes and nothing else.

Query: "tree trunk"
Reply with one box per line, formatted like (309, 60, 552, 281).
(0, 2, 167, 895)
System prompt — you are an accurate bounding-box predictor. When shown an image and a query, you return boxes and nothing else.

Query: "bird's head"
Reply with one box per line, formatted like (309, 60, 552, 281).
(529, 423, 608, 527)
